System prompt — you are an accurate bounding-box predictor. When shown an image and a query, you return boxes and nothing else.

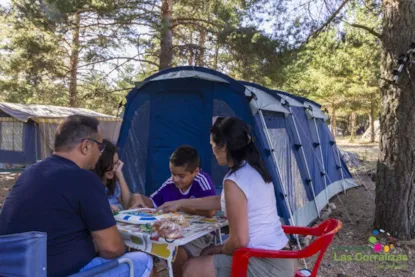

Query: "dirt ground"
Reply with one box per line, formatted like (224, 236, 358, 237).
(1, 138, 414, 276)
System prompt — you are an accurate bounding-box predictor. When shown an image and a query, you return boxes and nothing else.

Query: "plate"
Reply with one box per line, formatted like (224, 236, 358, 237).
(114, 208, 168, 224)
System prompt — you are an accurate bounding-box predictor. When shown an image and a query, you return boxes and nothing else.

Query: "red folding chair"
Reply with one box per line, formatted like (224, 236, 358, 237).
(231, 218, 342, 277)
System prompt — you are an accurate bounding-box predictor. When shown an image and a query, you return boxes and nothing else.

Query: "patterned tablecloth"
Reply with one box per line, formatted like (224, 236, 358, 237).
(116, 213, 228, 263)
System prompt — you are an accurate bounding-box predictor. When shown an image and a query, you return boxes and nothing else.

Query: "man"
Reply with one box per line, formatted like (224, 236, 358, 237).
(0, 115, 153, 277)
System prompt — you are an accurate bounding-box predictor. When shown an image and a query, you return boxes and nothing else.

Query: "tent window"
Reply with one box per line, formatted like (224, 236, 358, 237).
(0, 121, 24, 151)
(268, 127, 308, 214)
(122, 101, 150, 195)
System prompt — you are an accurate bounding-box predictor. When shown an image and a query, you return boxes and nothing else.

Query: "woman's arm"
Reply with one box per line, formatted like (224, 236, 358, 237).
(157, 195, 221, 212)
(117, 173, 132, 209)
(221, 180, 249, 255)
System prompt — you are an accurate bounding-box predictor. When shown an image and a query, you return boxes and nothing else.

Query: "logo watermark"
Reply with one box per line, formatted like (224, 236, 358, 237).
(333, 229, 409, 270)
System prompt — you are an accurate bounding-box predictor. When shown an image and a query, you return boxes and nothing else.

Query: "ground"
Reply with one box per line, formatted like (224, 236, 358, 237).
(0, 138, 414, 276)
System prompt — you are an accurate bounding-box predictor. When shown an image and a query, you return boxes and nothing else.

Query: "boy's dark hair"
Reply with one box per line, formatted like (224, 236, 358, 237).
(54, 115, 100, 152)
(170, 145, 200, 172)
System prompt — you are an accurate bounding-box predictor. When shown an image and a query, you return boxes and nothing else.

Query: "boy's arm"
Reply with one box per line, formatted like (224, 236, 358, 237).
(180, 173, 217, 217)
(179, 207, 216, 217)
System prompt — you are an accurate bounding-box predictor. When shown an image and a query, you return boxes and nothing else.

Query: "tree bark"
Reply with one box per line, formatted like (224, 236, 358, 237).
(214, 42, 219, 70)
(350, 112, 357, 142)
(159, 0, 173, 70)
(370, 100, 376, 143)
(198, 29, 205, 67)
(69, 12, 80, 107)
(188, 32, 194, 66)
(331, 106, 337, 137)
(375, 0, 415, 240)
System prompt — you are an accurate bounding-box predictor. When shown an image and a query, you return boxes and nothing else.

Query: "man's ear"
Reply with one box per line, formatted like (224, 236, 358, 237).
(80, 140, 89, 155)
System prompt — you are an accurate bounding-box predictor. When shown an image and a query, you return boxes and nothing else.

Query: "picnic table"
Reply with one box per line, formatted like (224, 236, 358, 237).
(116, 213, 228, 277)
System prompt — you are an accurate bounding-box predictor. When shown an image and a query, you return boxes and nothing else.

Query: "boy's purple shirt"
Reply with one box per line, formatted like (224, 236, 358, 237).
(150, 171, 216, 207)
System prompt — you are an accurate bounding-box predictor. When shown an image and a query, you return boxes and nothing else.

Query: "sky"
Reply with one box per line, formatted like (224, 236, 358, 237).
(0, 0, 9, 7)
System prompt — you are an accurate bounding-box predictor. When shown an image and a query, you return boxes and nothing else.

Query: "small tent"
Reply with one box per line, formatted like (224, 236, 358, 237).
(0, 102, 122, 165)
(117, 66, 357, 227)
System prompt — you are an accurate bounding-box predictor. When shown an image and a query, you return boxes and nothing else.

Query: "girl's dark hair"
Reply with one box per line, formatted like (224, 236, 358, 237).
(210, 117, 272, 183)
(93, 139, 117, 196)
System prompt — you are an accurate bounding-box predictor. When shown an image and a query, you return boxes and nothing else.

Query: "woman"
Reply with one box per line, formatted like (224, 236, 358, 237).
(158, 117, 296, 277)
(94, 139, 143, 213)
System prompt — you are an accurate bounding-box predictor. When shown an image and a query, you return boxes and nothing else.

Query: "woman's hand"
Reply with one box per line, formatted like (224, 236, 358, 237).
(129, 194, 147, 209)
(200, 245, 223, 256)
(157, 200, 183, 213)
(110, 204, 120, 214)
(114, 160, 124, 179)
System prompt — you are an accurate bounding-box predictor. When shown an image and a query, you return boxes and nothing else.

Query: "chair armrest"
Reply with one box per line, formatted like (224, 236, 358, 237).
(233, 248, 316, 260)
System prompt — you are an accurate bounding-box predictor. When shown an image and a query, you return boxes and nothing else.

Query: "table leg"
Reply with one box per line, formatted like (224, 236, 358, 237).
(218, 228, 223, 245)
(167, 260, 174, 277)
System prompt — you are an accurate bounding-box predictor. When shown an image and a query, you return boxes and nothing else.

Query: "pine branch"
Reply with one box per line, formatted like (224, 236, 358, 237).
(77, 56, 159, 69)
(172, 17, 223, 29)
(307, 0, 351, 41)
(346, 22, 382, 39)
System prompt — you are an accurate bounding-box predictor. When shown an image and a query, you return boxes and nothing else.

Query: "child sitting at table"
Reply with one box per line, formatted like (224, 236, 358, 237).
(130, 145, 217, 276)
(93, 139, 143, 213)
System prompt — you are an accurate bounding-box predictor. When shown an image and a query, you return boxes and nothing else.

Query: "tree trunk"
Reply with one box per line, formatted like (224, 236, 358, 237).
(370, 100, 376, 143)
(69, 12, 80, 107)
(375, 0, 415, 240)
(214, 41, 219, 70)
(198, 29, 205, 67)
(188, 32, 194, 66)
(331, 106, 337, 137)
(350, 112, 357, 142)
(159, 0, 173, 70)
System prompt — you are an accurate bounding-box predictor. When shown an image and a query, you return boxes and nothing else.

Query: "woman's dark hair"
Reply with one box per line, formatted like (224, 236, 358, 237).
(210, 117, 272, 183)
(93, 139, 118, 196)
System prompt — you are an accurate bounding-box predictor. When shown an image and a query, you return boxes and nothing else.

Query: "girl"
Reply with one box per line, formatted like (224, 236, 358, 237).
(158, 117, 296, 277)
(94, 139, 143, 213)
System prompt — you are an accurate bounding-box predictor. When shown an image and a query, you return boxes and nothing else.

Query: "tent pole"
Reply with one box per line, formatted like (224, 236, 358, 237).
(288, 107, 320, 218)
(313, 118, 329, 204)
(333, 140, 347, 193)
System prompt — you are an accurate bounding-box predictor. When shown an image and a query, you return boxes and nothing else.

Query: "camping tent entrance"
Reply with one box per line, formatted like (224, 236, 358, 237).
(118, 77, 255, 196)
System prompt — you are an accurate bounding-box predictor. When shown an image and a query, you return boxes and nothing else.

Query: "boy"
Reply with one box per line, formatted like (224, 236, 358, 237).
(130, 145, 217, 276)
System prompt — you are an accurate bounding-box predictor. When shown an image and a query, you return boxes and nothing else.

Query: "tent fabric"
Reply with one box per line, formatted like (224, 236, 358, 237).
(0, 102, 120, 123)
(118, 66, 358, 227)
(149, 69, 229, 83)
(0, 103, 122, 165)
(240, 81, 290, 116)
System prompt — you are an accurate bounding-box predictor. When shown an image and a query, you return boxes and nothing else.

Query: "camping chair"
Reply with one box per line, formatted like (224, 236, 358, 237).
(0, 231, 134, 277)
(231, 218, 342, 277)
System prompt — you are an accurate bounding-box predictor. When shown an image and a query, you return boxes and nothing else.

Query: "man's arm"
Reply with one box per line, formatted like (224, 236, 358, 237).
(92, 226, 126, 259)
(79, 172, 127, 259)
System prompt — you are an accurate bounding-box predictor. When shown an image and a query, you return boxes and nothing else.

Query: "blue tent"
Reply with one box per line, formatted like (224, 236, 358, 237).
(118, 66, 357, 227)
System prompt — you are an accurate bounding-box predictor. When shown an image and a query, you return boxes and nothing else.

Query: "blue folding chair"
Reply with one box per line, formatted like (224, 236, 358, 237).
(0, 232, 134, 277)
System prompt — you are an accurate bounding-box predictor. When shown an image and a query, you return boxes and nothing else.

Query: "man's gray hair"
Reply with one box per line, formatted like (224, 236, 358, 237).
(54, 115, 100, 151)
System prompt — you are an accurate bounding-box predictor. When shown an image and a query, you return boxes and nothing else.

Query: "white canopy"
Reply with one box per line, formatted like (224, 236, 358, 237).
(0, 102, 120, 123)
